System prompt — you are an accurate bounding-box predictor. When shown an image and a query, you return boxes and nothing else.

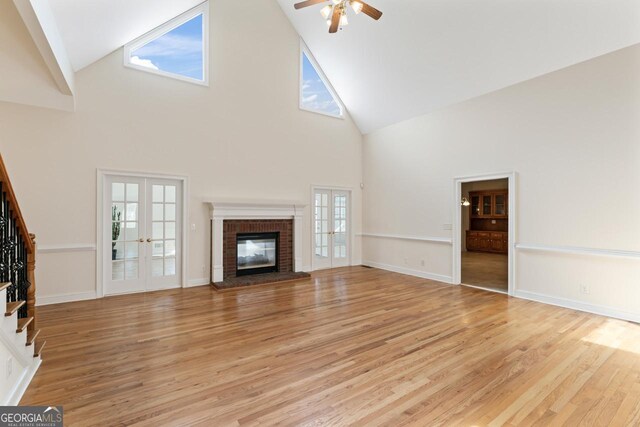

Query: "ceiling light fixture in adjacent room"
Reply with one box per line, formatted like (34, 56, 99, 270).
(294, 0, 383, 34)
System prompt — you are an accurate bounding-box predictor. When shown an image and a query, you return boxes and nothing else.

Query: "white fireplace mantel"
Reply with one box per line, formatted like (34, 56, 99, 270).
(205, 199, 307, 283)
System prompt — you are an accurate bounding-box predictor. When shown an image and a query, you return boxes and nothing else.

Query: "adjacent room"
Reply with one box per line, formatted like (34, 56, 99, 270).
(1, 0, 640, 425)
(461, 178, 509, 293)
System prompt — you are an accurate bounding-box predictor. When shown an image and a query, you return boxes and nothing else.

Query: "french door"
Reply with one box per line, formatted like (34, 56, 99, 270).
(314, 189, 350, 270)
(104, 176, 182, 295)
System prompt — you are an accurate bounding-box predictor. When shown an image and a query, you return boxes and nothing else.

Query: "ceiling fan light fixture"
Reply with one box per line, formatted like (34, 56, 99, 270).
(350, 1, 363, 14)
(293, 0, 382, 33)
(320, 4, 333, 19)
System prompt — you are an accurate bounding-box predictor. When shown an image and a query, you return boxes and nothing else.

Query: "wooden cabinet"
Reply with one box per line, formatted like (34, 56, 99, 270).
(466, 231, 508, 254)
(470, 190, 508, 218)
(465, 188, 509, 254)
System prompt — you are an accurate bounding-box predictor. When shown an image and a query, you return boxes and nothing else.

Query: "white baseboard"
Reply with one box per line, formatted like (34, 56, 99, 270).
(5, 358, 41, 406)
(362, 260, 453, 284)
(301, 265, 312, 273)
(37, 291, 97, 306)
(186, 278, 210, 287)
(515, 290, 640, 324)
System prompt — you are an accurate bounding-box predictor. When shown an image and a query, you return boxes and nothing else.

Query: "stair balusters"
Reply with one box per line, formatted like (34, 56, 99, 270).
(0, 180, 31, 319)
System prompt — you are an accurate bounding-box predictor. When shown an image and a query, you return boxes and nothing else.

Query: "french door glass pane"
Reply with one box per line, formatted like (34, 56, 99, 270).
(152, 222, 163, 239)
(153, 204, 164, 221)
(112, 183, 125, 202)
(112, 261, 124, 280)
(124, 223, 139, 241)
(125, 261, 138, 279)
(153, 185, 164, 202)
(164, 257, 176, 275)
(165, 204, 176, 221)
(126, 184, 138, 202)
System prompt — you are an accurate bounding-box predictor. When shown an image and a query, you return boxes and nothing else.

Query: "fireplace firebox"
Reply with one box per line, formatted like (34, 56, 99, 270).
(236, 232, 279, 276)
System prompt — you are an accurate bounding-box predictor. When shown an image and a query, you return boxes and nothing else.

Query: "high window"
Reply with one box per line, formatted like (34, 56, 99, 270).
(124, 3, 208, 85)
(300, 43, 344, 118)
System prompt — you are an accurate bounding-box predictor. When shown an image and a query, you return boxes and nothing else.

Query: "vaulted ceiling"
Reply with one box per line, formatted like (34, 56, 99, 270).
(8, 0, 640, 133)
(48, 0, 202, 71)
(277, 0, 640, 133)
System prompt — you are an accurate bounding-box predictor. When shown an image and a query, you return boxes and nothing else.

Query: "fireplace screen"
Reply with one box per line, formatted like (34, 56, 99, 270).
(237, 233, 279, 275)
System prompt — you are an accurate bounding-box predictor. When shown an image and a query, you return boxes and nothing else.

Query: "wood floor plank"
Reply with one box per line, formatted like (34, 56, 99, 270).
(20, 266, 640, 426)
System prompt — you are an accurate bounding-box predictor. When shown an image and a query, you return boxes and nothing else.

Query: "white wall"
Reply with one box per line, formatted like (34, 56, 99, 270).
(0, 0, 363, 302)
(363, 44, 640, 321)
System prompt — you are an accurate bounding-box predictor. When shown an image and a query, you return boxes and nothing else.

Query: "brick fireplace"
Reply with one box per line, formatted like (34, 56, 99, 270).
(223, 219, 293, 280)
(206, 200, 306, 283)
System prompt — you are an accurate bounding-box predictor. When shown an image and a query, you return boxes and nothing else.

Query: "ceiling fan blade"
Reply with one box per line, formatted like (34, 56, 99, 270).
(294, 0, 326, 10)
(360, 2, 383, 20)
(329, 6, 341, 33)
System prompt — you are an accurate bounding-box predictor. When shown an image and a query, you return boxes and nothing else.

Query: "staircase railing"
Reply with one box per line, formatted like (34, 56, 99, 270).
(0, 154, 36, 330)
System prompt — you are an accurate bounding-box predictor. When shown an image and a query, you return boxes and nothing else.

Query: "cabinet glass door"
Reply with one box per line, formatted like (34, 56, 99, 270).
(471, 196, 480, 217)
(482, 195, 492, 216)
(494, 194, 506, 216)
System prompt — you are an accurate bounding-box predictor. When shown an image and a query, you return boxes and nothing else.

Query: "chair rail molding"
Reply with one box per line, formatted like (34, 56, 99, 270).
(360, 232, 453, 244)
(37, 244, 97, 254)
(516, 243, 640, 259)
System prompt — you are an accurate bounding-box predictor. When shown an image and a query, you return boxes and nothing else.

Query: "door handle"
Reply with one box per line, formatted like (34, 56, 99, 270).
(147, 238, 152, 243)
(138, 238, 144, 243)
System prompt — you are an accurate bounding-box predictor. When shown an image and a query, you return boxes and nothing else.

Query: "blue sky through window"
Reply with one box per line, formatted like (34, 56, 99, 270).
(301, 52, 341, 117)
(130, 14, 204, 81)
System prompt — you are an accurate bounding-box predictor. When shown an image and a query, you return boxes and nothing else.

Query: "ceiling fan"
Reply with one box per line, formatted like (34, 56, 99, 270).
(294, 0, 383, 34)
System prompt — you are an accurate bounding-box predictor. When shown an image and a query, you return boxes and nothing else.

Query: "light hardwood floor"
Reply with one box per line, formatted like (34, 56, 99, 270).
(21, 267, 640, 426)
(462, 251, 508, 292)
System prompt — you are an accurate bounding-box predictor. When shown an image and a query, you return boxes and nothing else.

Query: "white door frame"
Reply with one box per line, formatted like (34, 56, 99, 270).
(96, 169, 189, 298)
(452, 171, 517, 296)
(311, 185, 354, 271)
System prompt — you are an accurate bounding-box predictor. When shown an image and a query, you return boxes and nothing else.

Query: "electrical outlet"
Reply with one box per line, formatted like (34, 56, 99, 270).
(404, 258, 408, 266)
(191, 223, 197, 232)
(579, 284, 590, 294)
(6, 357, 12, 379)
(420, 259, 425, 267)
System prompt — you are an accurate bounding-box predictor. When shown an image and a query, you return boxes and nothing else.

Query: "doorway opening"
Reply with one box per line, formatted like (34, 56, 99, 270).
(453, 173, 516, 295)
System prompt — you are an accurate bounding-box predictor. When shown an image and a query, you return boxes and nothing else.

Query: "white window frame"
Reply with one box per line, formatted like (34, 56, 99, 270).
(123, 2, 209, 86)
(299, 40, 345, 119)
